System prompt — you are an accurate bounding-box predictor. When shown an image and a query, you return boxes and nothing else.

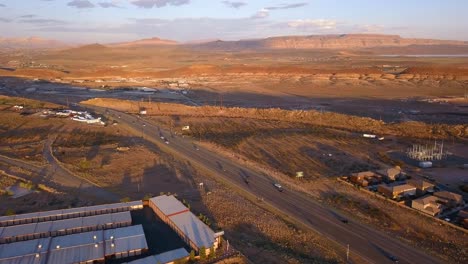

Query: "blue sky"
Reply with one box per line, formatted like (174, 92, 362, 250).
(0, 0, 467, 43)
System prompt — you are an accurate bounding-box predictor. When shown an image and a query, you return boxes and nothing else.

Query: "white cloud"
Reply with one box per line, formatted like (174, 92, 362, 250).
(252, 9, 269, 19)
(99, 1, 121, 8)
(222, 1, 246, 9)
(287, 19, 337, 30)
(265, 2, 308, 10)
(67, 0, 95, 9)
(129, 0, 190, 8)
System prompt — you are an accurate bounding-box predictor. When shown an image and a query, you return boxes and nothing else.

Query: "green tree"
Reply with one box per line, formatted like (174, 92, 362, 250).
(120, 197, 131, 203)
(189, 250, 195, 262)
(209, 246, 215, 259)
(199, 246, 207, 260)
(5, 208, 15, 216)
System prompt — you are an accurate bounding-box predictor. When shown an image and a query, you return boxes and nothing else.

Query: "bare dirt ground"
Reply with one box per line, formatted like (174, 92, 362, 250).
(185, 169, 342, 264)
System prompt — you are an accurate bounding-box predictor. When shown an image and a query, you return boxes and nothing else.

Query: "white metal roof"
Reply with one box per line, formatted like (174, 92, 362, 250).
(0, 254, 47, 264)
(170, 211, 215, 249)
(125, 248, 189, 264)
(0, 212, 131, 241)
(0, 201, 143, 227)
(154, 248, 189, 263)
(47, 240, 105, 264)
(104, 225, 148, 255)
(0, 225, 148, 264)
(0, 237, 50, 259)
(149, 195, 188, 216)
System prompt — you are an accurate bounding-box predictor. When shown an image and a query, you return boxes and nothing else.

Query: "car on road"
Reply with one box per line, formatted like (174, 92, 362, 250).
(273, 183, 283, 192)
(389, 255, 399, 263)
(165, 141, 170, 144)
(142, 123, 146, 127)
(340, 218, 349, 224)
(160, 136, 165, 140)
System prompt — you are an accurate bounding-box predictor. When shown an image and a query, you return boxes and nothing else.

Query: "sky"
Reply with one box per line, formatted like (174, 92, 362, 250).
(0, 0, 467, 43)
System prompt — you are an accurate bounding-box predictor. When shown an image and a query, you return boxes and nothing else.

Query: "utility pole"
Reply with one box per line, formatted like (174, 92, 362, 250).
(346, 244, 350, 263)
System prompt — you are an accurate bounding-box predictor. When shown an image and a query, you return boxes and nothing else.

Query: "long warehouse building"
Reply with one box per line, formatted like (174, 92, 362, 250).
(0, 211, 132, 244)
(149, 195, 222, 254)
(0, 201, 143, 227)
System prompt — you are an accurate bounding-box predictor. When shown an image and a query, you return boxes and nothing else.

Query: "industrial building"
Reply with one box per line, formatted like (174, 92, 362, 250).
(0, 201, 143, 227)
(0, 225, 148, 264)
(149, 195, 222, 254)
(0, 211, 132, 244)
(0, 196, 224, 263)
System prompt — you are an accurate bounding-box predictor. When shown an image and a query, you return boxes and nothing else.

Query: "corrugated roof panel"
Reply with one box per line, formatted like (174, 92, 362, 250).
(150, 195, 189, 216)
(1, 200, 142, 227)
(51, 217, 82, 232)
(154, 248, 189, 263)
(112, 211, 133, 224)
(124, 248, 189, 264)
(123, 255, 155, 264)
(49, 230, 104, 249)
(0, 237, 50, 259)
(34, 221, 53, 234)
(0, 254, 47, 264)
(104, 225, 148, 255)
(0, 222, 36, 239)
(170, 212, 215, 249)
(47, 242, 104, 264)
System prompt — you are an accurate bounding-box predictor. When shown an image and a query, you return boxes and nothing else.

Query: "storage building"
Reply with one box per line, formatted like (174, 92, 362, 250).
(149, 195, 221, 254)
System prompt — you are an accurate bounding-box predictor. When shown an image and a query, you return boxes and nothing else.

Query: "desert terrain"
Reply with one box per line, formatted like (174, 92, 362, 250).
(0, 34, 467, 263)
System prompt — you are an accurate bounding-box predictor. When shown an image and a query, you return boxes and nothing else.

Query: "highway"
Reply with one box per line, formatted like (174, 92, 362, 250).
(91, 106, 443, 264)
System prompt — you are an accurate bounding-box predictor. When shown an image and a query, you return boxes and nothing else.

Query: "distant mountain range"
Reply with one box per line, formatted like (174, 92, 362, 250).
(0, 37, 70, 50)
(108, 37, 178, 47)
(1, 34, 468, 51)
(190, 34, 468, 50)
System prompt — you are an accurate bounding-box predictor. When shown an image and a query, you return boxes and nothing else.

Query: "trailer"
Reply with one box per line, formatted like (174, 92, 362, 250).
(363, 134, 377, 139)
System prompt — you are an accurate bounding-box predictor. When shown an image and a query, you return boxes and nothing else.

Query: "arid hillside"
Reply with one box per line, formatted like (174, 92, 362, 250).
(193, 34, 468, 50)
(82, 98, 468, 139)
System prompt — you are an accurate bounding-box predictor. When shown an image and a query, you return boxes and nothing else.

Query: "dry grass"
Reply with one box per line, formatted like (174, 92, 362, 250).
(0, 95, 61, 109)
(191, 176, 341, 264)
(83, 98, 468, 139)
(0, 192, 91, 216)
(0, 173, 17, 190)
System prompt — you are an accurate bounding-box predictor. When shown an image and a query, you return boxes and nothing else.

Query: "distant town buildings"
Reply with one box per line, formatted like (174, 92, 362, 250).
(412, 195, 443, 216)
(376, 166, 403, 182)
(407, 179, 435, 195)
(378, 184, 416, 199)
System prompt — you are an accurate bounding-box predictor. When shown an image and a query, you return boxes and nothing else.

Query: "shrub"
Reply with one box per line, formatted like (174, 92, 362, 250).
(199, 246, 206, 260)
(120, 197, 131, 203)
(5, 208, 15, 216)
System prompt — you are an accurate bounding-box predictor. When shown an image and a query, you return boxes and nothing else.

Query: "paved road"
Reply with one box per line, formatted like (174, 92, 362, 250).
(42, 138, 119, 201)
(91, 106, 443, 264)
